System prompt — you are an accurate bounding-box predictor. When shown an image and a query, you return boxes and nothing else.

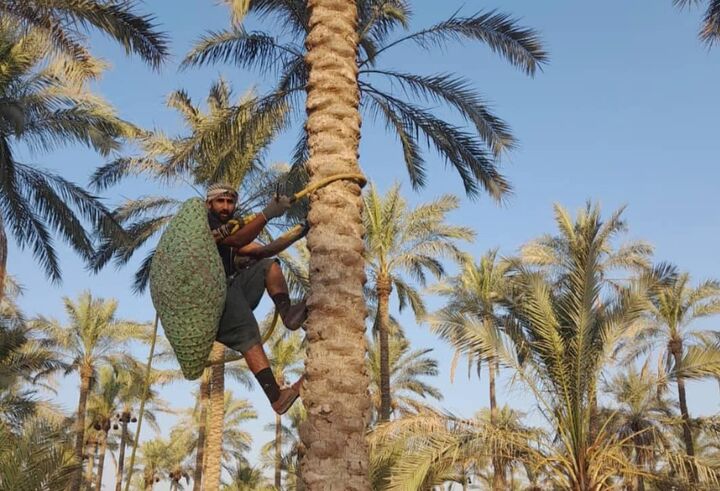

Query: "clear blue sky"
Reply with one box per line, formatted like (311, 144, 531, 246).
(8, 0, 720, 487)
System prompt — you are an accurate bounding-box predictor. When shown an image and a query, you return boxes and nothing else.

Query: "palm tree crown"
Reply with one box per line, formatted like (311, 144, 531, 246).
(182, 0, 548, 199)
(0, 0, 168, 79)
(0, 21, 136, 289)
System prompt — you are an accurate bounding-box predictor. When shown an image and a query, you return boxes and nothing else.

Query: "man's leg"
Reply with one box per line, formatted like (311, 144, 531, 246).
(264, 260, 307, 331)
(242, 342, 302, 414)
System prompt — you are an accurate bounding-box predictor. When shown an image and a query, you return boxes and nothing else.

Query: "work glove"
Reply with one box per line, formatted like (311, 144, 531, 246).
(261, 195, 292, 221)
(212, 219, 241, 242)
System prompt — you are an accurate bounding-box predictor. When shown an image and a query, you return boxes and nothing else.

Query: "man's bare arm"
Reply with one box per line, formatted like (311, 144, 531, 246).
(235, 223, 308, 259)
(215, 214, 267, 248)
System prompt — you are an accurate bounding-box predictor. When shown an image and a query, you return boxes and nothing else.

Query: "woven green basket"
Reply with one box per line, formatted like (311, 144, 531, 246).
(149, 198, 226, 380)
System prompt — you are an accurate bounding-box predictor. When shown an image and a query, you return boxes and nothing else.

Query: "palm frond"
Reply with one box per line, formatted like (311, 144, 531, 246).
(361, 70, 515, 156)
(363, 88, 508, 199)
(368, 10, 548, 75)
(181, 28, 300, 74)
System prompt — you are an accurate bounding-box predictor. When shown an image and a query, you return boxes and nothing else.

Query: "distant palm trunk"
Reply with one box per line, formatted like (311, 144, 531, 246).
(75, 364, 94, 491)
(0, 216, 7, 300)
(193, 369, 210, 491)
(671, 338, 697, 481)
(204, 342, 225, 491)
(300, 0, 370, 489)
(489, 355, 505, 490)
(377, 275, 392, 422)
(95, 427, 109, 490)
(115, 412, 131, 491)
(143, 470, 154, 491)
(482, 314, 505, 491)
(275, 413, 282, 488)
(85, 437, 98, 490)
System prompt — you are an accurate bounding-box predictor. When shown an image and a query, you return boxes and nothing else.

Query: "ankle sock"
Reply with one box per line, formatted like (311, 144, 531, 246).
(254, 368, 280, 403)
(271, 292, 291, 317)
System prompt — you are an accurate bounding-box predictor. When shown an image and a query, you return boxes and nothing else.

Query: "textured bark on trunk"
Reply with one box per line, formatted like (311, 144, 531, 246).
(95, 427, 109, 491)
(192, 369, 210, 491)
(489, 356, 505, 490)
(0, 214, 7, 300)
(115, 413, 130, 491)
(377, 276, 392, 422)
(296, 443, 306, 491)
(671, 339, 697, 481)
(275, 413, 283, 488)
(300, 0, 370, 489)
(204, 343, 225, 491)
(74, 364, 94, 491)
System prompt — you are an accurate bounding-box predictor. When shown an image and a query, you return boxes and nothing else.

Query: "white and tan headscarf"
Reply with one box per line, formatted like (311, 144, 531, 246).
(206, 183, 238, 201)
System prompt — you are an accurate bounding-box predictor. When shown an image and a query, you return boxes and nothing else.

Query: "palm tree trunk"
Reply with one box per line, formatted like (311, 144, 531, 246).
(115, 414, 130, 491)
(193, 369, 210, 491)
(636, 475, 645, 491)
(204, 342, 225, 491)
(74, 364, 94, 491)
(489, 356, 505, 490)
(300, 0, 370, 489)
(95, 429, 109, 491)
(0, 214, 7, 300)
(671, 340, 697, 481)
(377, 276, 392, 422)
(144, 471, 153, 491)
(275, 413, 283, 488)
(85, 437, 98, 491)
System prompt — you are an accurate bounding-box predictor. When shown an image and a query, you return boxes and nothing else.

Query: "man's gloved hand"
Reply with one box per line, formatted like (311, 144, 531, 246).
(261, 195, 292, 221)
(212, 219, 241, 242)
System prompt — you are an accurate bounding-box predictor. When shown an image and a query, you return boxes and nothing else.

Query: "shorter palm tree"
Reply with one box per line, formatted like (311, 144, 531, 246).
(364, 183, 473, 421)
(263, 331, 304, 488)
(367, 334, 442, 424)
(629, 272, 720, 469)
(496, 203, 711, 489)
(0, 311, 63, 429)
(221, 462, 273, 491)
(166, 426, 194, 491)
(370, 407, 542, 490)
(112, 355, 174, 491)
(137, 438, 170, 491)
(428, 248, 512, 489)
(86, 366, 122, 491)
(603, 363, 675, 491)
(179, 389, 257, 491)
(0, 416, 79, 491)
(32, 291, 149, 486)
(261, 403, 306, 490)
(89, 79, 290, 292)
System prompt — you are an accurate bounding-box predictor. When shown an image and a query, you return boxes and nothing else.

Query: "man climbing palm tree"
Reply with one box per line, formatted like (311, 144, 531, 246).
(205, 183, 306, 415)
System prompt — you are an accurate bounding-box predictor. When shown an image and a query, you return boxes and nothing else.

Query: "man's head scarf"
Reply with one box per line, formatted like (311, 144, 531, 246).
(206, 183, 238, 202)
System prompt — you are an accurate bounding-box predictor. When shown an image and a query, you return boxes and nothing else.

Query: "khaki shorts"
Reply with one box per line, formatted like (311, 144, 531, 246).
(215, 258, 276, 353)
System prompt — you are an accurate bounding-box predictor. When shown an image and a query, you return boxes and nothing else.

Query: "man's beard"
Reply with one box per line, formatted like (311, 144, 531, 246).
(208, 209, 232, 226)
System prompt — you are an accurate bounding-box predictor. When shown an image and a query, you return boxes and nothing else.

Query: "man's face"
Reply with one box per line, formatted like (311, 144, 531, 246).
(206, 196, 237, 223)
